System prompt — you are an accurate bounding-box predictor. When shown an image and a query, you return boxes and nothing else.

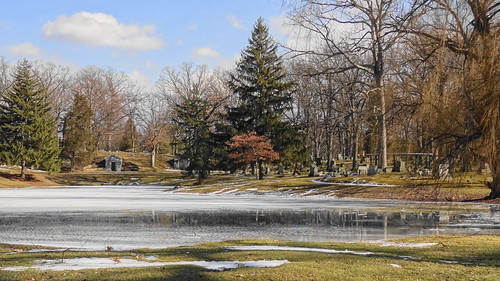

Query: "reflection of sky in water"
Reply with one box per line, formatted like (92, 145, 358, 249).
(1, 208, 498, 251)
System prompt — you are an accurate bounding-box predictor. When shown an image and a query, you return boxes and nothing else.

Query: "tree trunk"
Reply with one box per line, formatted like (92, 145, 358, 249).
(375, 72, 387, 170)
(352, 130, 359, 171)
(487, 161, 500, 199)
(258, 160, 264, 180)
(150, 145, 156, 168)
(197, 168, 207, 185)
(20, 160, 26, 179)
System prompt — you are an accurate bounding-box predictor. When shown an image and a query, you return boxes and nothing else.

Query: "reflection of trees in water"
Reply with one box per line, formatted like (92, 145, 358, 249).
(151, 210, 449, 229)
(0, 210, 484, 231)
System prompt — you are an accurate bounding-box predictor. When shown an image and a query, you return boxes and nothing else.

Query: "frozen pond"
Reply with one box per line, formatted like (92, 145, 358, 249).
(0, 185, 499, 250)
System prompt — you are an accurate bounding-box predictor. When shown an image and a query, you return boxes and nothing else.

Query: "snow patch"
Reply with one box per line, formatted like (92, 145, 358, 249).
(2, 257, 289, 272)
(381, 242, 438, 248)
(225, 245, 373, 256)
(302, 189, 318, 196)
(313, 180, 397, 187)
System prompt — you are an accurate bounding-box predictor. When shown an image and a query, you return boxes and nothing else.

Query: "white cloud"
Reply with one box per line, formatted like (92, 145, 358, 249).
(216, 54, 241, 70)
(192, 47, 221, 59)
(269, 15, 362, 52)
(227, 15, 245, 30)
(7, 43, 41, 57)
(188, 24, 198, 31)
(270, 16, 292, 37)
(128, 69, 153, 90)
(42, 12, 164, 51)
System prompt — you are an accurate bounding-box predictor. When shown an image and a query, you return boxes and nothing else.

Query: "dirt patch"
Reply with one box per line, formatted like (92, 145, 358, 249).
(464, 197, 500, 204)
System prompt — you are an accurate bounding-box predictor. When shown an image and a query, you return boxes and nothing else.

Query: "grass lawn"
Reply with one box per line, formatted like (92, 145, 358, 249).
(0, 235, 498, 280)
(0, 151, 496, 203)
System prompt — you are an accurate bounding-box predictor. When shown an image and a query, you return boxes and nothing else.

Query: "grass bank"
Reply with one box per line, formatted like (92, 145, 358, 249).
(0, 151, 496, 203)
(0, 235, 498, 280)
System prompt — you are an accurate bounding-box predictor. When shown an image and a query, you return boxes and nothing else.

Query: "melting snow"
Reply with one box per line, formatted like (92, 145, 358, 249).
(381, 242, 438, 248)
(313, 180, 397, 187)
(2, 257, 289, 272)
(225, 245, 373, 256)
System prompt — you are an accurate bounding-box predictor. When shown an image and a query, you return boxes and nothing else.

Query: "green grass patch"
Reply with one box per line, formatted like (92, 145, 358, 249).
(1, 235, 499, 280)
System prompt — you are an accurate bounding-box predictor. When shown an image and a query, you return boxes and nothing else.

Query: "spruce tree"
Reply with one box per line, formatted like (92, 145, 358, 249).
(0, 60, 60, 178)
(227, 18, 304, 167)
(174, 97, 214, 183)
(61, 94, 94, 171)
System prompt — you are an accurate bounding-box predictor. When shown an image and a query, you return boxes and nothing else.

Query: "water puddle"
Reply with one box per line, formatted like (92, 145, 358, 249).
(2, 257, 289, 272)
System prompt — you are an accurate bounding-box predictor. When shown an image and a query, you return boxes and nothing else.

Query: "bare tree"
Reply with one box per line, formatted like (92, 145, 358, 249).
(285, 0, 426, 169)
(136, 91, 170, 168)
(156, 62, 231, 177)
(407, 0, 500, 197)
(72, 66, 139, 151)
(31, 61, 72, 131)
(291, 56, 369, 172)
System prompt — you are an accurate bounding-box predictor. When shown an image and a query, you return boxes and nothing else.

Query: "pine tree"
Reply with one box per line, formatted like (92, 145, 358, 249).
(228, 18, 294, 135)
(0, 60, 60, 178)
(174, 97, 214, 183)
(227, 18, 304, 168)
(61, 94, 94, 171)
(119, 117, 139, 152)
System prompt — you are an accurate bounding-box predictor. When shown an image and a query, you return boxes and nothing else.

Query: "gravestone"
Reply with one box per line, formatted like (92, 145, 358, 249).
(368, 165, 378, 176)
(315, 157, 322, 166)
(338, 164, 345, 174)
(392, 160, 404, 172)
(434, 163, 452, 180)
(479, 162, 491, 175)
(277, 165, 284, 175)
(357, 165, 368, 175)
(308, 164, 318, 177)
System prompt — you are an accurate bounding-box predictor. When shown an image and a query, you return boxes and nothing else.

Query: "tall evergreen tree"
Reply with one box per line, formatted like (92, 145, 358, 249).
(0, 60, 60, 178)
(227, 18, 304, 166)
(61, 94, 94, 171)
(174, 97, 215, 184)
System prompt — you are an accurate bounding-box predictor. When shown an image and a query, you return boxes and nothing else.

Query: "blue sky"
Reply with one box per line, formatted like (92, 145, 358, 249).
(0, 0, 289, 88)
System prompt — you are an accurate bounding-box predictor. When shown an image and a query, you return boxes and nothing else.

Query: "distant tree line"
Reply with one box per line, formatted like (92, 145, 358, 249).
(0, 1, 498, 198)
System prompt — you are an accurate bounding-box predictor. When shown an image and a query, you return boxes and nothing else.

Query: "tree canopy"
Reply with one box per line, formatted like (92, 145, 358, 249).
(226, 131, 280, 179)
(61, 94, 94, 171)
(0, 60, 60, 178)
(227, 18, 301, 163)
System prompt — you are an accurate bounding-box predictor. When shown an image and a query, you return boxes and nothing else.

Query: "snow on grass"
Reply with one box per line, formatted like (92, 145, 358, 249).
(2, 257, 289, 272)
(381, 242, 438, 248)
(302, 189, 318, 196)
(225, 245, 373, 256)
(313, 180, 397, 187)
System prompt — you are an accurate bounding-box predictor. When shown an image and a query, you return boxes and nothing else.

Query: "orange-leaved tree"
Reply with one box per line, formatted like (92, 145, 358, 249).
(226, 131, 279, 180)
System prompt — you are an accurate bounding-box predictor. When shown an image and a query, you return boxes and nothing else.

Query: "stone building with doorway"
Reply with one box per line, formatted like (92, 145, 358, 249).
(105, 154, 122, 172)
